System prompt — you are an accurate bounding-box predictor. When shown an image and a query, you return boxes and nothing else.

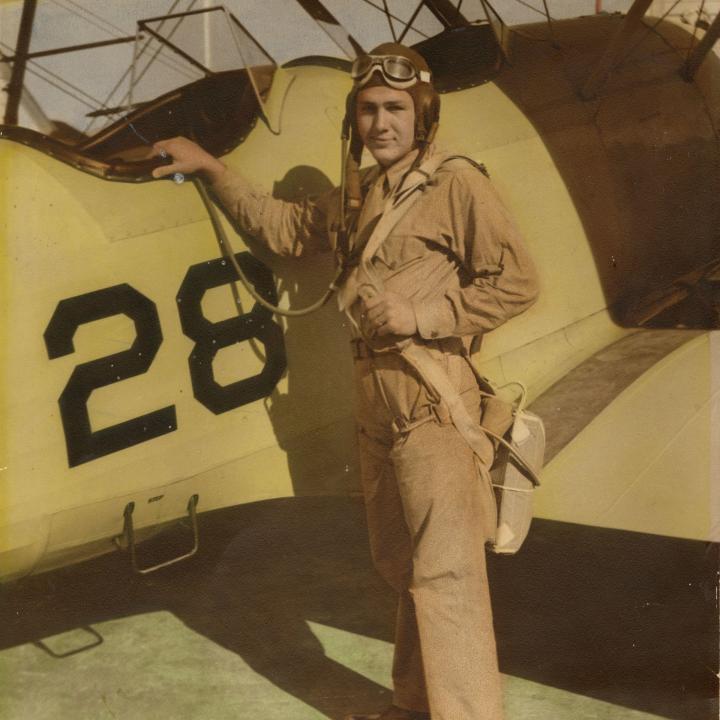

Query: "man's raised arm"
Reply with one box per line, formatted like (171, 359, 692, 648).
(152, 137, 332, 257)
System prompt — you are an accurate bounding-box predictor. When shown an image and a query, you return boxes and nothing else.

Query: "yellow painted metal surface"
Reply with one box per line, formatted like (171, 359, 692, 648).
(535, 334, 716, 541)
(0, 75, 344, 578)
(0, 149, 9, 570)
(2, 14, 719, 578)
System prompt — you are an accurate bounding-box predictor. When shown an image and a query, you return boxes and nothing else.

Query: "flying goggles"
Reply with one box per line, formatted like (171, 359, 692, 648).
(351, 54, 431, 89)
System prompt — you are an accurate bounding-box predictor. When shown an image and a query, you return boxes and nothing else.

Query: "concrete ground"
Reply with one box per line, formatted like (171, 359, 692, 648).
(1, 497, 717, 720)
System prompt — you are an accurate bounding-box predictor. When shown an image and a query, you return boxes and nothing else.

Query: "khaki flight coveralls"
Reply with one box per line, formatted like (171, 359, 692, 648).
(212, 145, 539, 720)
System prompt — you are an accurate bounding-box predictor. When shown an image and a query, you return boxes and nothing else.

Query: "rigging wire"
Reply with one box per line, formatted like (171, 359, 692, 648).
(126, 2, 202, 86)
(30, 0, 200, 134)
(509, 0, 552, 19)
(589, 0, 683, 124)
(358, 0, 432, 40)
(501, 0, 558, 42)
(3, 36, 187, 181)
(1, 40, 104, 110)
(686, 0, 708, 61)
(382, 0, 398, 41)
(14, 69, 96, 112)
(50, 0, 127, 39)
(540, 0, 558, 46)
(83, 0, 200, 134)
(397, 1, 425, 44)
(3, 31, 193, 136)
(613, 0, 684, 73)
(126, 15, 203, 118)
(49, 0, 196, 80)
(1, 8, 198, 138)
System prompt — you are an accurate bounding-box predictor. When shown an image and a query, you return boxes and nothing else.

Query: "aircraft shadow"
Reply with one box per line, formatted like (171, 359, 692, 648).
(2, 499, 717, 720)
(491, 518, 718, 720)
(211, 164, 360, 499)
(492, 16, 720, 329)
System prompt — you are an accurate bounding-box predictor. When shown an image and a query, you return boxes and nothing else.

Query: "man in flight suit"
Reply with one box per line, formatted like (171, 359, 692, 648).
(154, 43, 538, 720)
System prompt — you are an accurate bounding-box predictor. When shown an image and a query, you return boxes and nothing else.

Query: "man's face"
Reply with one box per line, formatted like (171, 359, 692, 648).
(356, 85, 416, 168)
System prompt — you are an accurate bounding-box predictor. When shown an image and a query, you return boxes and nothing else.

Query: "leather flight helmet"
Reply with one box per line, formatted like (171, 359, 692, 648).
(348, 43, 440, 145)
(341, 43, 440, 215)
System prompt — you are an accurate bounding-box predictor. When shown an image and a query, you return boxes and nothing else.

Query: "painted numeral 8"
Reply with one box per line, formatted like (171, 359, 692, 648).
(176, 252, 286, 414)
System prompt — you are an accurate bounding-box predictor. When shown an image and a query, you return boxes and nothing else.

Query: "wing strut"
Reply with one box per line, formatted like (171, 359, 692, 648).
(4, 0, 37, 125)
(423, 0, 469, 28)
(540, 0, 559, 48)
(681, 10, 720, 81)
(580, 0, 653, 100)
(293, 0, 365, 58)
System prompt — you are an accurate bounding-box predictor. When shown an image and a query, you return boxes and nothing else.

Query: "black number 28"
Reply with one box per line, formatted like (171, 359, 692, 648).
(44, 253, 286, 468)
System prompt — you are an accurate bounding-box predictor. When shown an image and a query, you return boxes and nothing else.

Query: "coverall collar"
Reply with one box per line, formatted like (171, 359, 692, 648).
(381, 143, 436, 196)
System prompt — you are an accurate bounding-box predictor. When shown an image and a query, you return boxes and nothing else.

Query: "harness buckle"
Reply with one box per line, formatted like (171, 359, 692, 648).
(391, 416, 410, 435)
(431, 400, 452, 425)
(390, 401, 451, 436)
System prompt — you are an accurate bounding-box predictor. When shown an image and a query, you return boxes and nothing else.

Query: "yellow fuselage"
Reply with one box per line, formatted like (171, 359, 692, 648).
(1, 15, 717, 580)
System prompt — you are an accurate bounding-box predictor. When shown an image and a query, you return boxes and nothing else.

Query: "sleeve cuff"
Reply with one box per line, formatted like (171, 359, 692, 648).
(413, 298, 456, 340)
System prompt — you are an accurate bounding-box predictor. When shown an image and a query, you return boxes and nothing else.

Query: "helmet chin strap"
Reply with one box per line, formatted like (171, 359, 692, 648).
(409, 120, 439, 173)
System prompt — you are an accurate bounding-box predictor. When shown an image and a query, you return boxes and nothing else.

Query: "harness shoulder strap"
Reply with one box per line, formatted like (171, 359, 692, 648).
(437, 155, 490, 178)
(357, 151, 481, 266)
(341, 152, 488, 271)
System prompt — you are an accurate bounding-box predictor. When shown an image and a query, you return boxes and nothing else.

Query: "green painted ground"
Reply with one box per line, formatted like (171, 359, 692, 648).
(0, 612, 674, 720)
(1, 498, 716, 719)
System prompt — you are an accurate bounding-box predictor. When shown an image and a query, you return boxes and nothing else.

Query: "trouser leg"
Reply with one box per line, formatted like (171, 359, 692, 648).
(393, 590, 427, 711)
(357, 425, 430, 713)
(392, 418, 503, 720)
(354, 349, 502, 719)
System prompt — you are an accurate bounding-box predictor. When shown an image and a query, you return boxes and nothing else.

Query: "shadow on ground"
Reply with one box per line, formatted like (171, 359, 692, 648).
(2, 498, 717, 720)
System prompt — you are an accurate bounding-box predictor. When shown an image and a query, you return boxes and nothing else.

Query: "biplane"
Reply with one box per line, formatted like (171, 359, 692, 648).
(0, 0, 718, 585)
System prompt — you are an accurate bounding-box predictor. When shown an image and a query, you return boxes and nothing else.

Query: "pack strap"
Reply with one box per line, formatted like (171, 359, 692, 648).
(355, 151, 455, 265)
(400, 343, 541, 487)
